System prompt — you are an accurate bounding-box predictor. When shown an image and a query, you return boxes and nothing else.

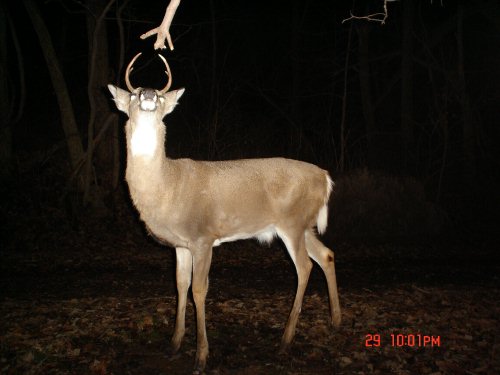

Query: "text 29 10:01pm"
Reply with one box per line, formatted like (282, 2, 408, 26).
(365, 334, 441, 347)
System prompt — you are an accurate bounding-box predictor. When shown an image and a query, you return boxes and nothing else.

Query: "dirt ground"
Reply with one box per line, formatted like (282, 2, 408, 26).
(1, 214, 499, 375)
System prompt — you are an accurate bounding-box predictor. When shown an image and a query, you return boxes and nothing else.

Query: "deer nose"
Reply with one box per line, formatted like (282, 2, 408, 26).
(139, 89, 158, 111)
(140, 89, 157, 101)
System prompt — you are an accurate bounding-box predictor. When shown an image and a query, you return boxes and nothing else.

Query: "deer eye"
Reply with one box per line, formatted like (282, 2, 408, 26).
(130, 94, 137, 101)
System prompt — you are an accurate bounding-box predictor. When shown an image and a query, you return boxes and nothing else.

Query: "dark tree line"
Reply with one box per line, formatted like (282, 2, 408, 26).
(1, 0, 498, 224)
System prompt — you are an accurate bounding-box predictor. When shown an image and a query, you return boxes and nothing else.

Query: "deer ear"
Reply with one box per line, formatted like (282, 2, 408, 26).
(108, 84, 130, 115)
(162, 88, 185, 115)
(175, 88, 185, 100)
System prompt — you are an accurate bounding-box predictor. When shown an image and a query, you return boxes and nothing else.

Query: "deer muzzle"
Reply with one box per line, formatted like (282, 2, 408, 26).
(139, 89, 158, 111)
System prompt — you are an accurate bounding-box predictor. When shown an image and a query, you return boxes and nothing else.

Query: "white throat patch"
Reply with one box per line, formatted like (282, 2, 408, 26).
(130, 115, 158, 157)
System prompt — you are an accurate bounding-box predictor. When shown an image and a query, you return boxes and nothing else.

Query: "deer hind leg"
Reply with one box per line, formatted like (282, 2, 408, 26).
(305, 229, 341, 327)
(172, 247, 193, 352)
(277, 227, 313, 352)
(191, 245, 213, 374)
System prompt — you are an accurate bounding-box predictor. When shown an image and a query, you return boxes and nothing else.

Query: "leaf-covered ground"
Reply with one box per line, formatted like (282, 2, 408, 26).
(1, 214, 499, 374)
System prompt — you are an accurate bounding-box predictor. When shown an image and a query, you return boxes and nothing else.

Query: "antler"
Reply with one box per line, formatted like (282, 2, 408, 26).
(125, 52, 142, 92)
(158, 54, 172, 94)
(124, 53, 172, 93)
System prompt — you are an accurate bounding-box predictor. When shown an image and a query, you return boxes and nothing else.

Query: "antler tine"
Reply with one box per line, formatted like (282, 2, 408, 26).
(158, 54, 172, 93)
(125, 52, 142, 92)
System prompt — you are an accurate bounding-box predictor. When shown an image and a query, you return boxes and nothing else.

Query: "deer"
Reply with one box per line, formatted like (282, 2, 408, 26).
(108, 53, 341, 374)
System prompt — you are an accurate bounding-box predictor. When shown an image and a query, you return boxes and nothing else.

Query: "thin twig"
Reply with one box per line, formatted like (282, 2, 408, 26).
(342, 0, 394, 25)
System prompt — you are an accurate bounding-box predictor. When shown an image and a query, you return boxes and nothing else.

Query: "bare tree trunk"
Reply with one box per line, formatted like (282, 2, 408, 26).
(456, 3, 476, 180)
(339, 22, 353, 172)
(207, 0, 219, 159)
(401, 0, 414, 170)
(289, 0, 302, 159)
(111, 0, 129, 191)
(85, 0, 116, 205)
(0, 4, 12, 181)
(23, 0, 85, 173)
(356, 22, 376, 167)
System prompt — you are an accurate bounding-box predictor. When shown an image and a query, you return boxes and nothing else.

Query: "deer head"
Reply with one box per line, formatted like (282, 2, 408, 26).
(108, 53, 184, 158)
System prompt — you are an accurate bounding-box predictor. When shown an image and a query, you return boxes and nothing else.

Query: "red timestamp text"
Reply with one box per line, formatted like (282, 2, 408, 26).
(365, 333, 441, 347)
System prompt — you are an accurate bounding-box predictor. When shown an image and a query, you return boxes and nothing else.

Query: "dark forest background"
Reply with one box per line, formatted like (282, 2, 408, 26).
(2, 0, 499, 242)
(1, 1, 500, 373)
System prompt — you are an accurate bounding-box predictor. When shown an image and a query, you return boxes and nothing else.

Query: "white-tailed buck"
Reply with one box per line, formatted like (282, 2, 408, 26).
(108, 53, 341, 374)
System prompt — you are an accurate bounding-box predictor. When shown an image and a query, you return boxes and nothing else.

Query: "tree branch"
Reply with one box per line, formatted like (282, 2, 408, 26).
(140, 0, 181, 50)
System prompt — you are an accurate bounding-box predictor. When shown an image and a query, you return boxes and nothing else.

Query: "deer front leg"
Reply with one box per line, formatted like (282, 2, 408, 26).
(172, 247, 192, 353)
(191, 246, 213, 374)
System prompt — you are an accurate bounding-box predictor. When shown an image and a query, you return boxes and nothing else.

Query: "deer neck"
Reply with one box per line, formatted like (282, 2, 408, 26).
(124, 116, 175, 206)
